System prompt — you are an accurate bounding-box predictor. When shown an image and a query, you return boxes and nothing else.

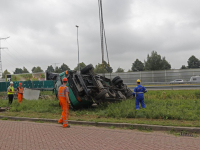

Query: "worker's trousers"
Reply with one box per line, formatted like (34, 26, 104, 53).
(8, 94, 14, 104)
(18, 93, 23, 103)
(135, 98, 145, 110)
(58, 97, 69, 128)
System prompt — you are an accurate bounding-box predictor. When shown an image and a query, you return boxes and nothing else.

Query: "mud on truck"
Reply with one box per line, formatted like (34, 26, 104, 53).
(47, 64, 133, 109)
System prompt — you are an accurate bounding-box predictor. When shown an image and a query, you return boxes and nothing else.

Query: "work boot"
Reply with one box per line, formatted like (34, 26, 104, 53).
(58, 119, 63, 124)
(63, 125, 70, 128)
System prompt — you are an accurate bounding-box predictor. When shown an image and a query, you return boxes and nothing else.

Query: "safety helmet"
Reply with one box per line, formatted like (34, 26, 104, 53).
(62, 78, 68, 82)
(136, 79, 141, 83)
(10, 82, 13, 84)
(19, 83, 22, 85)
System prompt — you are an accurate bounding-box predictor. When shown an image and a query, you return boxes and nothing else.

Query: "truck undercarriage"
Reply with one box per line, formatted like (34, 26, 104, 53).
(50, 64, 133, 109)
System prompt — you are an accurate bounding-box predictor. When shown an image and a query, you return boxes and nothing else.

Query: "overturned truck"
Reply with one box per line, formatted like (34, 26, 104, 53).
(49, 64, 133, 109)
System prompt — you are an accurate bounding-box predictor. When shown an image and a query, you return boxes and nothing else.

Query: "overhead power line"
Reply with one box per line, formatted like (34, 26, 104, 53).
(5, 40, 36, 67)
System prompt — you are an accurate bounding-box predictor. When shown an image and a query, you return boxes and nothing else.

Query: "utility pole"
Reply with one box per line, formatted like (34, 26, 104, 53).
(0, 37, 10, 78)
(76, 25, 80, 73)
(52, 63, 59, 70)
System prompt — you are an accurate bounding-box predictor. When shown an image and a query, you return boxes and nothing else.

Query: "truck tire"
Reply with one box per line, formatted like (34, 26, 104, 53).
(114, 78, 123, 85)
(117, 91, 126, 100)
(81, 64, 94, 74)
(107, 88, 116, 98)
(96, 89, 108, 99)
(126, 88, 133, 98)
(112, 76, 121, 83)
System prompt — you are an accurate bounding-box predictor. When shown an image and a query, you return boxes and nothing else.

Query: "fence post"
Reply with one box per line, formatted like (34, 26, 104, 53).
(165, 70, 166, 82)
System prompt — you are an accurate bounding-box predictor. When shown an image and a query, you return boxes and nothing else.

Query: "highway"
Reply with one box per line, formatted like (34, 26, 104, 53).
(129, 85, 200, 90)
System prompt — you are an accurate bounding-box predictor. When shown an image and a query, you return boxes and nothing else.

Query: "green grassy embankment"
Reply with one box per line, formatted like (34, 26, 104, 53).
(1, 90, 200, 127)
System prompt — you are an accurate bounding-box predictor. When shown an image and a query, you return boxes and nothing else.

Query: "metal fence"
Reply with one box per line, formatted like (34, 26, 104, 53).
(0, 80, 54, 92)
(101, 68, 200, 84)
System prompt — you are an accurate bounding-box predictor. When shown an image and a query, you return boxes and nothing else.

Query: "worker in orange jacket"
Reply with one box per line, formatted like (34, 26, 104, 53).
(58, 77, 70, 128)
(17, 83, 23, 103)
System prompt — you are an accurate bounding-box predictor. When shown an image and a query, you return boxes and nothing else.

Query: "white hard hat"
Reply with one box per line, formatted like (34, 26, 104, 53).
(10, 82, 13, 84)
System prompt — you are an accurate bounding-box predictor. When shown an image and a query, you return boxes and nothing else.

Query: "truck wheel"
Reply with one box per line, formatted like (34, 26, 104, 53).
(126, 88, 133, 97)
(81, 64, 94, 74)
(96, 89, 108, 99)
(107, 88, 116, 98)
(112, 76, 121, 83)
(114, 78, 123, 85)
(117, 91, 126, 100)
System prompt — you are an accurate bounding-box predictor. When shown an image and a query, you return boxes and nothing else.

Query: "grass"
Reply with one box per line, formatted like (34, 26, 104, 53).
(35, 120, 44, 123)
(40, 91, 55, 96)
(167, 130, 199, 138)
(1, 90, 200, 127)
(109, 126, 115, 129)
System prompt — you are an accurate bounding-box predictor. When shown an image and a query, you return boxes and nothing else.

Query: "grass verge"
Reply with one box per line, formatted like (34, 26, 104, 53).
(0, 90, 200, 127)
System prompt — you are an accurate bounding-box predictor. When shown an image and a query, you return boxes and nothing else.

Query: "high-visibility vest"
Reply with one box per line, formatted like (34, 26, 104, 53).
(7, 86, 14, 95)
(58, 85, 67, 98)
(18, 87, 23, 94)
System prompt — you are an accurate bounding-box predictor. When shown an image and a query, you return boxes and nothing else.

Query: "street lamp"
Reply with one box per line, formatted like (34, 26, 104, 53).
(76, 25, 80, 73)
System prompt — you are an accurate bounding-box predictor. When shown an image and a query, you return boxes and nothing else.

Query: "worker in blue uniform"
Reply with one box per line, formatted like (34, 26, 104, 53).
(132, 79, 147, 110)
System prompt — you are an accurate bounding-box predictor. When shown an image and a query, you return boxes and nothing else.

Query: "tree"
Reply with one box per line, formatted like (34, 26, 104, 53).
(103, 61, 113, 73)
(60, 63, 70, 72)
(116, 67, 124, 73)
(131, 59, 144, 71)
(94, 63, 107, 73)
(32, 66, 43, 73)
(14, 68, 23, 74)
(187, 55, 200, 68)
(161, 57, 171, 70)
(2, 69, 10, 78)
(144, 51, 171, 70)
(74, 62, 86, 71)
(14, 67, 29, 74)
(55, 66, 62, 73)
(180, 65, 187, 69)
(32, 67, 36, 73)
(46, 65, 55, 72)
(94, 61, 113, 73)
(22, 67, 29, 73)
(127, 69, 132, 72)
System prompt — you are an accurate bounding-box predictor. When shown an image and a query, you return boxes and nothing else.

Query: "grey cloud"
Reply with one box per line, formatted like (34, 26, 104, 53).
(1, 0, 200, 73)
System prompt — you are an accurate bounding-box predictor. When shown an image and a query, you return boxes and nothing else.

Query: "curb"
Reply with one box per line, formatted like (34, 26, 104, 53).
(0, 116, 200, 133)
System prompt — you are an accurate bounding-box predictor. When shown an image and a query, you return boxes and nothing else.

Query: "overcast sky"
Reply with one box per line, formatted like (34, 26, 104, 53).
(0, 0, 200, 73)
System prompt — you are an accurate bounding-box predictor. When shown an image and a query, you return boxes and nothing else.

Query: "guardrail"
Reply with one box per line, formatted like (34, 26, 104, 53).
(125, 81, 200, 85)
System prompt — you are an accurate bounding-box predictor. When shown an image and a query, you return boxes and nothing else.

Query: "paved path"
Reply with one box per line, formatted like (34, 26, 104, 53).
(0, 120, 200, 150)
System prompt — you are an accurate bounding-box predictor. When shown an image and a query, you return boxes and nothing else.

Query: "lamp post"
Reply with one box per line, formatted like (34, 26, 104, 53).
(76, 25, 80, 73)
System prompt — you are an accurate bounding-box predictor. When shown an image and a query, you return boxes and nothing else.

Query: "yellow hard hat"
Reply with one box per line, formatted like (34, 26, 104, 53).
(136, 79, 141, 83)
